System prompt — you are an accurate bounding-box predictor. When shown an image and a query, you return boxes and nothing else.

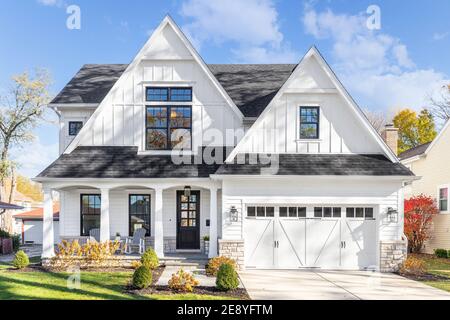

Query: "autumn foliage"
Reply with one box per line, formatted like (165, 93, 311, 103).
(404, 195, 439, 253)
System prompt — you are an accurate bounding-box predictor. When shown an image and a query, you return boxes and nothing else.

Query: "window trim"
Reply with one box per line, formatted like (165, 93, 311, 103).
(80, 194, 101, 236)
(146, 87, 193, 102)
(438, 185, 449, 214)
(129, 194, 151, 237)
(68, 121, 83, 136)
(145, 105, 192, 151)
(345, 206, 376, 220)
(299, 106, 320, 140)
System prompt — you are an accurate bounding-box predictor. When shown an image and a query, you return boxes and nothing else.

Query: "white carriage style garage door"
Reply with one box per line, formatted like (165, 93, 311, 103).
(244, 205, 377, 270)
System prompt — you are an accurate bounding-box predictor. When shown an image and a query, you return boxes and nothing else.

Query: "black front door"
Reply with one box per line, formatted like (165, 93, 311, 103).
(176, 190, 200, 250)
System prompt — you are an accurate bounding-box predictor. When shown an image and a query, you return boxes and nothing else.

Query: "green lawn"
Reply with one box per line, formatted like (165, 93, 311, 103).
(0, 258, 236, 300)
(412, 254, 450, 293)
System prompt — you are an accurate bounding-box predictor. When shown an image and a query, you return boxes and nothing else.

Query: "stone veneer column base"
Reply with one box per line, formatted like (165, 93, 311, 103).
(380, 240, 407, 272)
(218, 239, 245, 270)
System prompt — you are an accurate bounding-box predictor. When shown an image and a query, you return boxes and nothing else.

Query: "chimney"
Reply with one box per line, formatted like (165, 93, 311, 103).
(381, 124, 399, 155)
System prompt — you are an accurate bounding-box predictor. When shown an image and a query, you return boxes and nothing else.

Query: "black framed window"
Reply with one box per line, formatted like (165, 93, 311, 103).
(247, 206, 274, 218)
(80, 194, 101, 236)
(280, 207, 307, 218)
(314, 207, 341, 218)
(69, 121, 83, 136)
(300, 107, 320, 139)
(346, 207, 375, 220)
(146, 106, 192, 150)
(129, 195, 151, 236)
(439, 188, 448, 211)
(146, 87, 192, 102)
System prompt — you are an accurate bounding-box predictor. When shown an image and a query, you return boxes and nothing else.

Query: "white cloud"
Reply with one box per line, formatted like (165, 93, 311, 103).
(37, 0, 65, 7)
(302, 7, 448, 112)
(433, 32, 449, 41)
(180, 0, 298, 63)
(10, 138, 59, 178)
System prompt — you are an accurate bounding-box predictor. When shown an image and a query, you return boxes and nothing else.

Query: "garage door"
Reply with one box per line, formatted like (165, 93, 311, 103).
(244, 205, 377, 270)
(23, 221, 60, 244)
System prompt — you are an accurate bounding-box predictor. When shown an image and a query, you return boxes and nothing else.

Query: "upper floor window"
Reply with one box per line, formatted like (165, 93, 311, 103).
(299, 107, 320, 139)
(68, 121, 83, 136)
(146, 106, 192, 150)
(146, 87, 192, 102)
(439, 187, 448, 212)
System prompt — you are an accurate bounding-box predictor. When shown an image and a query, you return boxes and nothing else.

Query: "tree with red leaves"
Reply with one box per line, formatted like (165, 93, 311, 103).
(404, 195, 439, 253)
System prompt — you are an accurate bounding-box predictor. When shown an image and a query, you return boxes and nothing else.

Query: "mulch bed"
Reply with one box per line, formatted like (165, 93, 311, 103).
(127, 285, 250, 300)
(400, 272, 450, 282)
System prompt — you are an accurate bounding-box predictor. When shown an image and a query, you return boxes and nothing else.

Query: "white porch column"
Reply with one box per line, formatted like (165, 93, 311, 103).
(42, 187, 55, 258)
(100, 188, 110, 242)
(209, 187, 218, 258)
(154, 187, 164, 257)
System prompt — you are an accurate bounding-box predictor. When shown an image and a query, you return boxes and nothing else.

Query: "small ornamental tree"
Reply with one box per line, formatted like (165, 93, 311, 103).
(404, 195, 439, 253)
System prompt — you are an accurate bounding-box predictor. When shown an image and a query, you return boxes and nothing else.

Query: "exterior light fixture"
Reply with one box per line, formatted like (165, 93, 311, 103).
(387, 207, 398, 223)
(230, 206, 238, 222)
(184, 186, 191, 197)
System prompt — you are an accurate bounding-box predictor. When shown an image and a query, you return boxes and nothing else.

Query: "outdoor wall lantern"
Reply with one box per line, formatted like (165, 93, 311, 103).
(184, 186, 191, 197)
(387, 207, 398, 223)
(230, 206, 239, 222)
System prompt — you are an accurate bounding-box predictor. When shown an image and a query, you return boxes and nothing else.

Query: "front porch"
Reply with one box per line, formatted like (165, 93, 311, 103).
(40, 179, 221, 260)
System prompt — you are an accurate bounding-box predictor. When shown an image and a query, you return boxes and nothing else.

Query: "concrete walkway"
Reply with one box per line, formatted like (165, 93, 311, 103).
(239, 269, 450, 300)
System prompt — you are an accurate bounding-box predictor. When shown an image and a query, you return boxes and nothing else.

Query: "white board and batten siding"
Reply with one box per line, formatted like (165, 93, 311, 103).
(234, 54, 385, 156)
(59, 23, 242, 153)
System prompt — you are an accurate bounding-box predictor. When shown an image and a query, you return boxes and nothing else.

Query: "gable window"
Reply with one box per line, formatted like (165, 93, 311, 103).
(146, 87, 192, 102)
(146, 106, 192, 150)
(439, 188, 448, 212)
(129, 195, 151, 236)
(299, 107, 320, 139)
(80, 194, 101, 236)
(68, 121, 83, 136)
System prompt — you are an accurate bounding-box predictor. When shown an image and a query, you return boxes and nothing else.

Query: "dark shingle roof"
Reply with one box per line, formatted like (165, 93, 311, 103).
(208, 64, 296, 117)
(37, 147, 413, 179)
(51, 64, 128, 104)
(37, 146, 226, 179)
(398, 142, 431, 160)
(50, 63, 296, 117)
(216, 154, 414, 176)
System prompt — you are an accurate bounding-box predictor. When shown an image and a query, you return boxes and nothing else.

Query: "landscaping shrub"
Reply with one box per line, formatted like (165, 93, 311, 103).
(399, 256, 426, 275)
(216, 263, 239, 291)
(141, 248, 159, 270)
(130, 260, 142, 269)
(12, 250, 30, 269)
(168, 269, 199, 293)
(434, 249, 449, 259)
(132, 266, 152, 289)
(206, 256, 237, 276)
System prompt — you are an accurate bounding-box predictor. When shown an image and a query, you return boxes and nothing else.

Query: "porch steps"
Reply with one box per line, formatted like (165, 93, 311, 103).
(160, 253, 209, 268)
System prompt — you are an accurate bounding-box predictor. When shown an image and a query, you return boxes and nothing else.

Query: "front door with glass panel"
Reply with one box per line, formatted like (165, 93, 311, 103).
(176, 191, 200, 250)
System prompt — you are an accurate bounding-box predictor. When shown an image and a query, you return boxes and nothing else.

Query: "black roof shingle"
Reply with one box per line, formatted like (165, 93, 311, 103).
(398, 142, 431, 160)
(37, 147, 413, 179)
(50, 63, 296, 117)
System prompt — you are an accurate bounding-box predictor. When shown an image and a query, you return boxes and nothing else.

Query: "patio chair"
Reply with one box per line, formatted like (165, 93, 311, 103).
(88, 228, 100, 243)
(125, 228, 146, 254)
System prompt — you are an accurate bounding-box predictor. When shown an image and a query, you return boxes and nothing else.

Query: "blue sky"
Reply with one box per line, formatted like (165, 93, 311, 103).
(0, 0, 449, 178)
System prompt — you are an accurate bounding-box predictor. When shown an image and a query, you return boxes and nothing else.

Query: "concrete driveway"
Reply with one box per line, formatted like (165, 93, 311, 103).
(239, 269, 450, 300)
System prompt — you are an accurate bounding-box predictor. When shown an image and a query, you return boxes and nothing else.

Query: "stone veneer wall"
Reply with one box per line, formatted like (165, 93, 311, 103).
(218, 239, 245, 270)
(380, 240, 408, 272)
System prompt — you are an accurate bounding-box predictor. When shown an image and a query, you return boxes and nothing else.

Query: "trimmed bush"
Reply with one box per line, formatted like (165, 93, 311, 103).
(216, 263, 239, 291)
(206, 256, 237, 276)
(132, 266, 152, 289)
(434, 249, 448, 259)
(141, 248, 159, 270)
(13, 250, 30, 269)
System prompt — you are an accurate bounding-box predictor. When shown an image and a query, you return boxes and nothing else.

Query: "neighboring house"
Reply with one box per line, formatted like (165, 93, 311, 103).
(399, 120, 450, 253)
(14, 204, 60, 245)
(35, 16, 415, 272)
